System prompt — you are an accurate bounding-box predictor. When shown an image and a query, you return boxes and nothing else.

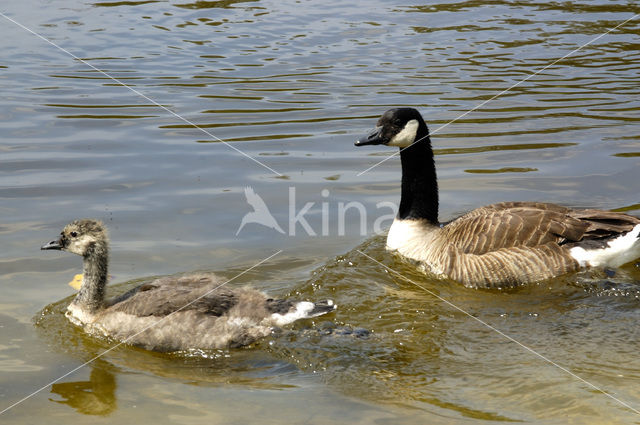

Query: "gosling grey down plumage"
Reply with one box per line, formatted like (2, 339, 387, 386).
(41, 219, 335, 351)
(356, 108, 640, 288)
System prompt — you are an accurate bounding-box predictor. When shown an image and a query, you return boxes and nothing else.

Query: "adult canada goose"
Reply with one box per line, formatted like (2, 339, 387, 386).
(41, 219, 335, 351)
(356, 108, 640, 288)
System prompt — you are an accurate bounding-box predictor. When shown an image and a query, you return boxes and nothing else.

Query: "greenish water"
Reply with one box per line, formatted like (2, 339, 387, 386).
(1, 0, 639, 423)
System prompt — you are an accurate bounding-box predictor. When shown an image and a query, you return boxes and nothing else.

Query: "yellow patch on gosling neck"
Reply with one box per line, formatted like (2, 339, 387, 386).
(68, 274, 83, 290)
(68, 273, 111, 290)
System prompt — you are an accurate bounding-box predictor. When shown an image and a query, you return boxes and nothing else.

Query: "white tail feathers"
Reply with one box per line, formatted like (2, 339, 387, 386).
(269, 300, 336, 326)
(570, 224, 640, 268)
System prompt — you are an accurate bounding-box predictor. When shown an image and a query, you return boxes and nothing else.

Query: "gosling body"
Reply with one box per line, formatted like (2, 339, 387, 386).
(42, 219, 335, 351)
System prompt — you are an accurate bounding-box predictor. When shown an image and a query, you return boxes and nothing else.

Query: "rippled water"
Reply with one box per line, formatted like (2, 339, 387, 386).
(1, 0, 639, 423)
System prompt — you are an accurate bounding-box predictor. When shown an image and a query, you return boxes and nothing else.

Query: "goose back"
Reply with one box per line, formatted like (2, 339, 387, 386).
(357, 108, 640, 288)
(443, 202, 640, 255)
(105, 274, 240, 317)
(388, 202, 640, 288)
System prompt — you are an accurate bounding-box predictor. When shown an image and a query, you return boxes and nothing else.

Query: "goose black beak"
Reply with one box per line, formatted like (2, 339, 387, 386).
(41, 238, 63, 250)
(355, 126, 385, 146)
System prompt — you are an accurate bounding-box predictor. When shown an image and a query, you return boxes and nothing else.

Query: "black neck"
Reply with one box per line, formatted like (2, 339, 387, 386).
(397, 134, 439, 223)
(75, 244, 109, 313)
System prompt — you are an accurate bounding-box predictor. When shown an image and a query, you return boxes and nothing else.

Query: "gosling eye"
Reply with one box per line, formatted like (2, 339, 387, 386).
(70, 231, 78, 238)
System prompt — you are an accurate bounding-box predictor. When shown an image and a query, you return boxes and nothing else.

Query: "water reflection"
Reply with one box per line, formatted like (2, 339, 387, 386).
(50, 361, 117, 416)
(173, 0, 259, 10)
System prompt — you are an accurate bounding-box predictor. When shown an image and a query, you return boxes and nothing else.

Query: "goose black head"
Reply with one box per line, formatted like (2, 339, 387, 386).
(355, 108, 428, 148)
(41, 219, 108, 257)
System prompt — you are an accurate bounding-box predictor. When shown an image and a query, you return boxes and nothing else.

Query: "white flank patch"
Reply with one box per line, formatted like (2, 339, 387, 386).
(386, 219, 445, 275)
(387, 219, 435, 252)
(387, 219, 422, 251)
(388, 119, 419, 147)
(570, 223, 640, 268)
(270, 301, 315, 326)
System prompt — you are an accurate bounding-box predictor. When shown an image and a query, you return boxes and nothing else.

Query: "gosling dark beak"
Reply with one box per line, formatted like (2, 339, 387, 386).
(355, 126, 385, 146)
(41, 237, 63, 251)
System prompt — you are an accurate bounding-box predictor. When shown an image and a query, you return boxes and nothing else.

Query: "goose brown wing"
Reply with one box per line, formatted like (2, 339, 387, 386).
(443, 202, 640, 255)
(443, 202, 581, 254)
(435, 202, 639, 288)
(105, 274, 238, 317)
(568, 208, 640, 238)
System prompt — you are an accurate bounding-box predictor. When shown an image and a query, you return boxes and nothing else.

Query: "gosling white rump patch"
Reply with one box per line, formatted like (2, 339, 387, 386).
(270, 300, 334, 326)
(388, 119, 419, 147)
(570, 223, 640, 268)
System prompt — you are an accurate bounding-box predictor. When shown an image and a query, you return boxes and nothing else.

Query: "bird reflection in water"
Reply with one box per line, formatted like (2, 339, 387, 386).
(49, 362, 116, 416)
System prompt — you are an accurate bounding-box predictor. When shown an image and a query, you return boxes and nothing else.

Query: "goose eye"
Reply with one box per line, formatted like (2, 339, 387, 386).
(70, 231, 78, 238)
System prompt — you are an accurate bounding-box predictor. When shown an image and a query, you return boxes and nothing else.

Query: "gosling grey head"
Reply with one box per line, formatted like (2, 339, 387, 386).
(41, 219, 108, 257)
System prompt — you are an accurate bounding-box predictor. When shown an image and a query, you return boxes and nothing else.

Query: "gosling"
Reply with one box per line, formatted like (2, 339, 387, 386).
(41, 219, 335, 352)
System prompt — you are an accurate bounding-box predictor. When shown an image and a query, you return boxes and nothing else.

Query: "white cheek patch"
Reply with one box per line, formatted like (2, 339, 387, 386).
(388, 119, 419, 147)
(68, 235, 97, 255)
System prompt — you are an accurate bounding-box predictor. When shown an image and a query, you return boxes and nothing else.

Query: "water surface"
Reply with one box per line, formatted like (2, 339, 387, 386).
(1, 0, 639, 423)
